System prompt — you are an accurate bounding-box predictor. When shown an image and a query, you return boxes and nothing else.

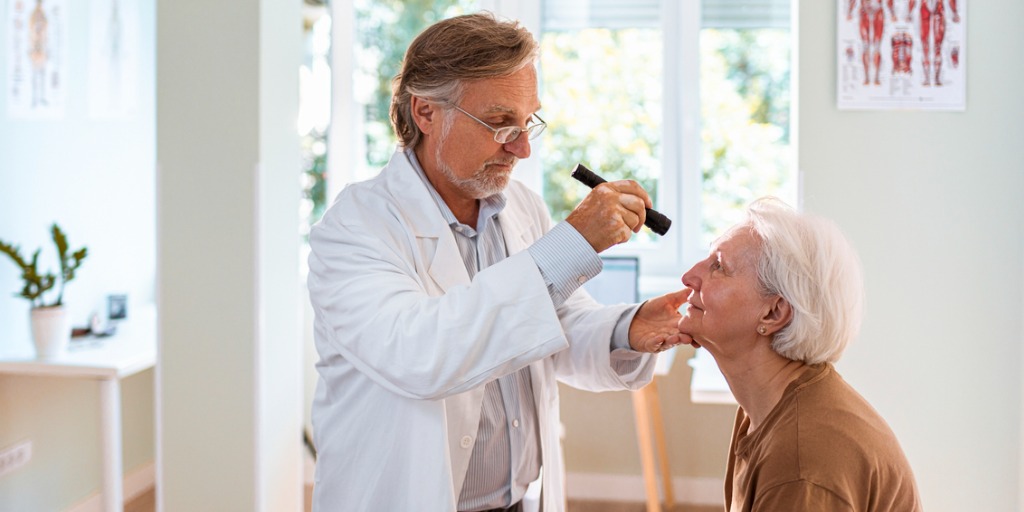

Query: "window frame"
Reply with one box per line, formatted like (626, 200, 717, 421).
(485, 0, 702, 292)
(328, 0, 794, 296)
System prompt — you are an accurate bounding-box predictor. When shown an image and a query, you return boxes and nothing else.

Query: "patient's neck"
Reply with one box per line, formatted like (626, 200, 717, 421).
(723, 352, 806, 433)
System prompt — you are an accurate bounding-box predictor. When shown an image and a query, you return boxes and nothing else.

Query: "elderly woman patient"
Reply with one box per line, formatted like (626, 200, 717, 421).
(678, 197, 921, 511)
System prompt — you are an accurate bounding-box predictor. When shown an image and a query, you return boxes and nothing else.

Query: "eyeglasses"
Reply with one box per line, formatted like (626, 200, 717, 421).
(452, 106, 547, 144)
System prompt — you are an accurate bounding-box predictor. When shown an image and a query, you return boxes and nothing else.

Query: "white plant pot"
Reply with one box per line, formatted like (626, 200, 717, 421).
(31, 306, 71, 359)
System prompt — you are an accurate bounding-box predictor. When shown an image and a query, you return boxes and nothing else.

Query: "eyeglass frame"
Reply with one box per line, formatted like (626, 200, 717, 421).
(451, 105, 547, 144)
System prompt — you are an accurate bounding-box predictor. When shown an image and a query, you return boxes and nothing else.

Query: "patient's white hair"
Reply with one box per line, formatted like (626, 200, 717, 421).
(747, 197, 864, 364)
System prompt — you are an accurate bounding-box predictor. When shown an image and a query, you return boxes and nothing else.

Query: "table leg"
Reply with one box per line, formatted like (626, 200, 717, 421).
(99, 377, 124, 512)
(632, 387, 661, 512)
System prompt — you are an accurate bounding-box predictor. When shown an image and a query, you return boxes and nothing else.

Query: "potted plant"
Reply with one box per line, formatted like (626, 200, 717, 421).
(0, 224, 87, 359)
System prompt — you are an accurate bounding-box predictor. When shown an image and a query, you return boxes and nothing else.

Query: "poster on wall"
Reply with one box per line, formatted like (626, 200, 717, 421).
(6, 0, 69, 119)
(837, 0, 966, 111)
(89, 0, 140, 119)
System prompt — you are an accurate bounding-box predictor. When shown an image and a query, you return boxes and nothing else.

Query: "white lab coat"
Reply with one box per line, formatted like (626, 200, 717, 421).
(307, 150, 657, 511)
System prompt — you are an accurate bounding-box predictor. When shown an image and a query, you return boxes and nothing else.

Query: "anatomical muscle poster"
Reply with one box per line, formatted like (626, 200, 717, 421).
(838, 0, 966, 111)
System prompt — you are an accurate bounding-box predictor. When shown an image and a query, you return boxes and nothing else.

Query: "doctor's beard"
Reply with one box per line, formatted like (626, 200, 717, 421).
(435, 111, 517, 199)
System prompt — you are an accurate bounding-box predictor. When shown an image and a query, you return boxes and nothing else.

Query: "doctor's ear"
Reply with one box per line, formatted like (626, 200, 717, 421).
(411, 96, 438, 133)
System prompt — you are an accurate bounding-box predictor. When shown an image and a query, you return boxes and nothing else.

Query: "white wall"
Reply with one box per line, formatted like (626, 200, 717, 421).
(0, 2, 156, 356)
(800, 2, 1024, 510)
(0, 1, 157, 510)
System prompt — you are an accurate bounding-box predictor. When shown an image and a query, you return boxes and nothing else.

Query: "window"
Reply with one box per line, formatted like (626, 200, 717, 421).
(299, 2, 331, 241)
(535, 1, 674, 278)
(698, 0, 795, 249)
(326, 0, 795, 290)
(538, 5, 665, 244)
(527, 0, 795, 283)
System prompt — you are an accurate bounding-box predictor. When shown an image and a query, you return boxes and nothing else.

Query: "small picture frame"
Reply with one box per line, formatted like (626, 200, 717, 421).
(108, 294, 128, 320)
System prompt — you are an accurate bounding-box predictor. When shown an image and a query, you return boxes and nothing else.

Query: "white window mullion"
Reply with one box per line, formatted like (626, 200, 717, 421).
(677, 0, 705, 271)
(327, 0, 360, 200)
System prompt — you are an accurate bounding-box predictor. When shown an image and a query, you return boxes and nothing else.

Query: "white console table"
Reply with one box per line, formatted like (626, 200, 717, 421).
(0, 307, 156, 512)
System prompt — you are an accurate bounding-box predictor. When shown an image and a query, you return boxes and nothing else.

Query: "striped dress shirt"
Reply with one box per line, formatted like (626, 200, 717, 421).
(406, 150, 639, 511)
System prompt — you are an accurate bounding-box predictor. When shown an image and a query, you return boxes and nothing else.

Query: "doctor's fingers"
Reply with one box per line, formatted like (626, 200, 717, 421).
(585, 183, 647, 231)
(603, 179, 653, 209)
(602, 181, 649, 232)
(565, 185, 644, 251)
(616, 195, 646, 232)
(618, 208, 643, 233)
(645, 333, 691, 353)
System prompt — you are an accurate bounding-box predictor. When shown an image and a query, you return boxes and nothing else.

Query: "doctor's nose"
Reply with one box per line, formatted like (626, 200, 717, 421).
(503, 134, 531, 159)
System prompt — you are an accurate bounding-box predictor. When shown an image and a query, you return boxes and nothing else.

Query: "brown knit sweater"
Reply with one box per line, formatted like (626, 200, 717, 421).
(725, 363, 922, 512)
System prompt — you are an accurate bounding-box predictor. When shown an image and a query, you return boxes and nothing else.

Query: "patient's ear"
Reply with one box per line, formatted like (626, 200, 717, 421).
(759, 296, 792, 336)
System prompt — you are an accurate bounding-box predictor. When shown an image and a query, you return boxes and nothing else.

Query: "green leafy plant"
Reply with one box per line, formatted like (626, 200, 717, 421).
(0, 224, 87, 308)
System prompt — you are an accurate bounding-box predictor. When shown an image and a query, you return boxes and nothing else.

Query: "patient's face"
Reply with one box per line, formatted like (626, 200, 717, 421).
(678, 224, 772, 356)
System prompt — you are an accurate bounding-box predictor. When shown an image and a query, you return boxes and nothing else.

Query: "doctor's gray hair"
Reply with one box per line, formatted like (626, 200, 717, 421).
(390, 12, 539, 149)
(748, 197, 864, 364)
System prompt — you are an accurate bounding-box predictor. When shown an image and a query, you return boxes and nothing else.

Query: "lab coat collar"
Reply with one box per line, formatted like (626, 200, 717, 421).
(383, 148, 472, 292)
(383, 148, 454, 240)
(382, 147, 533, 285)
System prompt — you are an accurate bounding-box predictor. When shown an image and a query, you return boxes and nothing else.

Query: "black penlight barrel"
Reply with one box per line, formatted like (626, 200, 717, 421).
(570, 163, 672, 236)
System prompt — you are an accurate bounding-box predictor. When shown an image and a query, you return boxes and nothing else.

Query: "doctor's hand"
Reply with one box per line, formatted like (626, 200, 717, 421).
(628, 288, 691, 353)
(565, 180, 651, 253)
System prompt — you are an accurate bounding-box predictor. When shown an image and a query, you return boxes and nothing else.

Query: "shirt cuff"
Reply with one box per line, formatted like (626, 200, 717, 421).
(528, 221, 603, 308)
(612, 303, 641, 351)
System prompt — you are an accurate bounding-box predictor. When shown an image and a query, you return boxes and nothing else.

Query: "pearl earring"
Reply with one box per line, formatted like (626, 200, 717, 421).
(758, 326, 767, 335)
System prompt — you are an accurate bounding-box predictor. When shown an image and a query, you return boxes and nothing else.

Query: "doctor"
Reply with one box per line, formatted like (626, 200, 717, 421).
(308, 12, 688, 512)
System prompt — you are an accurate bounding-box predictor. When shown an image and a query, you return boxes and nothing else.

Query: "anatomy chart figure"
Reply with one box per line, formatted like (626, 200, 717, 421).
(918, 0, 960, 86)
(28, 0, 50, 107)
(891, 31, 913, 75)
(848, 0, 898, 85)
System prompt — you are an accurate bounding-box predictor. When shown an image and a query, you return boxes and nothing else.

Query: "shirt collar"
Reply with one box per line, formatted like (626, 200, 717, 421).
(404, 148, 507, 232)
